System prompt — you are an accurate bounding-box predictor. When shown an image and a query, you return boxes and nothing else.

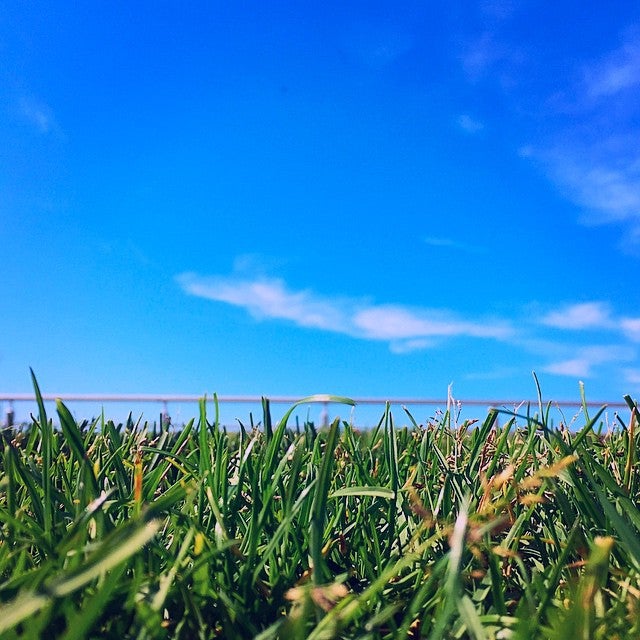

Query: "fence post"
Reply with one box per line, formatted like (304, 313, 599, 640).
(5, 401, 15, 428)
(161, 400, 171, 428)
(320, 401, 329, 428)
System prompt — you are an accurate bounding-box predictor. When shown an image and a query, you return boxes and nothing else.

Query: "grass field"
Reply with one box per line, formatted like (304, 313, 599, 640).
(1, 372, 639, 639)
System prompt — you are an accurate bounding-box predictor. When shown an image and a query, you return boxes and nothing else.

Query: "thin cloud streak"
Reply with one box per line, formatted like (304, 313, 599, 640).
(177, 273, 638, 376)
(547, 152, 640, 227)
(545, 29, 640, 234)
(542, 345, 633, 379)
(624, 368, 640, 384)
(544, 358, 592, 378)
(541, 302, 613, 330)
(176, 272, 513, 352)
(462, 21, 640, 239)
(457, 114, 484, 134)
(15, 96, 61, 135)
(584, 31, 640, 98)
(177, 273, 350, 333)
(621, 317, 640, 342)
(540, 302, 640, 343)
(353, 305, 510, 340)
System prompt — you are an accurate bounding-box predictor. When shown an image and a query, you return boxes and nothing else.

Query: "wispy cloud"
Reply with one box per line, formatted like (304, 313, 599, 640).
(461, 32, 499, 80)
(177, 273, 350, 333)
(541, 302, 613, 330)
(458, 19, 640, 242)
(529, 29, 640, 239)
(15, 96, 61, 135)
(176, 271, 513, 352)
(543, 357, 592, 378)
(177, 269, 639, 378)
(624, 368, 640, 385)
(621, 317, 640, 342)
(457, 114, 484, 134)
(584, 30, 640, 99)
(543, 345, 632, 378)
(544, 151, 640, 228)
(540, 302, 640, 345)
(352, 305, 510, 341)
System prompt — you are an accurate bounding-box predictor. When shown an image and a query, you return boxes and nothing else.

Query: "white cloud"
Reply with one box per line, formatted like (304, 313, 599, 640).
(353, 305, 510, 341)
(177, 271, 640, 380)
(543, 344, 633, 378)
(544, 358, 592, 378)
(176, 271, 513, 351)
(541, 302, 613, 330)
(540, 302, 640, 348)
(547, 153, 640, 226)
(176, 273, 350, 333)
(621, 317, 640, 342)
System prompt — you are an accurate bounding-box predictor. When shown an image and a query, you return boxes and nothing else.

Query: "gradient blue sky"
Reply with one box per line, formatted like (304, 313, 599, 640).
(2, 2, 640, 424)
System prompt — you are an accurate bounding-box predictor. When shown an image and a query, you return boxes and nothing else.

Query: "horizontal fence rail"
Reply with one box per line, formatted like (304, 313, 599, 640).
(0, 393, 631, 429)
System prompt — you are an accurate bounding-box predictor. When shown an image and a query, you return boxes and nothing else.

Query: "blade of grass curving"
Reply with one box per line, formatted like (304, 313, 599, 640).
(4, 440, 46, 540)
(30, 369, 53, 542)
(197, 396, 212, 529)
(575, 455, 640, 570)
(149, 527, 195, 614)
(397, 555, 449, 637)
(252, 482, 316, 584)
(263, 395, 355, 491)
(485, 544, 506, 617)
(623, 395, 638, 493)
(104, 420, 129, 500)
(56, 399, 100, 501)
(566, 405, 607, 453)
(467, 409, 498, 477)
(0, 592, 49, 636)
(579, 380, 590, 424)
(429, 496, 470, 640)
(49, 518, 161, 597)
(534, 518, 581, 631)
(310, 417, 341, 586)
(307, 528, 447, 639)
(1, 440, 16, 534)
(383, 403, 400, 559)
(457, 594, 488, 640)
(329, 486, 395, 499)
(0, 519, 161, 634)
(58, 561, 128, 640)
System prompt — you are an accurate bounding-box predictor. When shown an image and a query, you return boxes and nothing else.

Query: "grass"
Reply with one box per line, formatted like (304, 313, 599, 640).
(0, 372, 639, 638)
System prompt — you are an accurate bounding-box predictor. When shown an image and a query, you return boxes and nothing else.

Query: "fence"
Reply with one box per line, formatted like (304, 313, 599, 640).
(0, 393, 630, 430)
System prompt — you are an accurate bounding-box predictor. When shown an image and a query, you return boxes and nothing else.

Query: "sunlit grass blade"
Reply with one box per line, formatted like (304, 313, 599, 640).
(30, 368, 54, 543)
(0, 519, 160, 634)
(310, 417, 340, 586)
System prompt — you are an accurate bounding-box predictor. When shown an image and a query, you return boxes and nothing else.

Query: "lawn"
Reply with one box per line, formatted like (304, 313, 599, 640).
(0, 372, 639, 639)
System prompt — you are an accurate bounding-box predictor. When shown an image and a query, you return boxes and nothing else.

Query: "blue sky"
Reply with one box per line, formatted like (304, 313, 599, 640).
(2, 2, 640, 424)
